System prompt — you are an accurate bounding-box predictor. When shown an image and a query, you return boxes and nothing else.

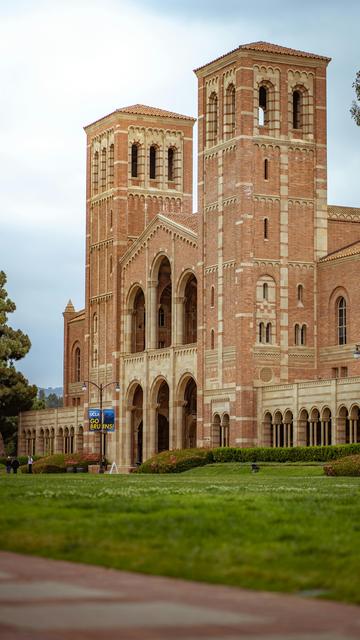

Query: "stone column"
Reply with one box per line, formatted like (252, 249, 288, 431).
(335, 417, 346, 444)
(148, 280, 158, 349)
(174, 296, 185, 345)
(148, 403, 159, 458)
(175, 401, 186, 449)
(272, 423, 276, 448)
(124, 406, 133, 468)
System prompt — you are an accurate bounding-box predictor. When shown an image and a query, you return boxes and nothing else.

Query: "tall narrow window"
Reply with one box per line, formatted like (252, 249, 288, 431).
(259, 86, 267, 126)
(264, 218, 269, 240)
(224, 83, 235, 138)
(109, 255, 113, 274)
(294, 324, 300, 345)
(109, 209, 113, 230)
(338, 297, 347, 345)
(210, 285, 215, 307)
(259, 322, 265, 343)
(74, 347, 81, 382)
(301, 324, 306, 346)
(297, 284, 304, 304)
(93, 348, 98, 368)
(168, 148, 174, 181)
(208, 92, 218, 146)
(131, 144, 138, 178)
(263, 282, 268, 300)
(266, 323, 272, 344)
(293, 90, 301, 129)
(101, 148, 106, 190)
(264, 158, 269, 180)
(211, 329, 215, 350)
(158, 306, 165, 327)
(93, 313, 98, 334)
(150, 145, 156, 179)
(93, 151, 99, 194)
(108, 144, 114, 187)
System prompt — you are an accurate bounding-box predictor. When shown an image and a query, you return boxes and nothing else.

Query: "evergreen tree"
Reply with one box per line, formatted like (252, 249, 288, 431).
(0, 271, 37, 447)
(350, 71, 360, 125)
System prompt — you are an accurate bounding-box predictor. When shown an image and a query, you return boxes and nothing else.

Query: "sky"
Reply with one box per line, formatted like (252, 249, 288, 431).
(0, 0, 359, 388)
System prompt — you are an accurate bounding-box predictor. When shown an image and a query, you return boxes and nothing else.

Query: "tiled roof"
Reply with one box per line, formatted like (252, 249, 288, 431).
(161, 212, 198, 234)
(194, 41, 331, 72)
(86, 104, 195, 128)
(328, 204, 360, 218)
(320, 239, 360, 263)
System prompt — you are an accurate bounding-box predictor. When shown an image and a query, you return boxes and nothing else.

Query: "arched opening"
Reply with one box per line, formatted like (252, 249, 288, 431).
(297, 284, 304, 304)
(93, 313, 98, 335)
(301, 325, 306, 346)
(263, 282, 268, 300)
(64, 427, 70, 454)
(210, 329, 215, 350)
(272, 411, 284, 447)
(259, 322, 265, 343)
(265, 322, 272, 344)
(168, 147, 175, 182)
(294, 324, 300, 346)
(321, 408, 332, 446)
(259, 86, 267, 126)
(212, 414, 221, 447)
(183, 274, 197, 344)
(39, 429, 45, 456)
(264, 217, 269, 239)
(131, 144, 138, 178)
(131, 385, 143, 466)
(224, 83, 235, 139)
(338, 406, 349, 445)
(131, 287, 146, 353)
(293, 90, 301, 129)
(157, 381, 169, 453)
(308, 408, 321, 446)
(149, 145, 157, 179)
(182, 377, 197, 448)
(264, 158, 269, 180)
(207, 92, 218, 146)
(108, 144, 114, 187)
(157, 257, 172, 348)
(337, 297, 347, 345)
(69, 427, 75, 454)
(74, 346, 81, 382)
(101, 147, 107, 190)
(44, 428, 50, 455)
(210, 285, 215, 307)
(93, 150, 99, 194)
(349, 406, 360, 443)
(77, 426, 84, 454)
(283, 410, 294, 447)
(221, 414, 230, 447)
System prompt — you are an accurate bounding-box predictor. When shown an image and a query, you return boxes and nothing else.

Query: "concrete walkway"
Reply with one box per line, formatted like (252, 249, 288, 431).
(0, 551, 359, 639)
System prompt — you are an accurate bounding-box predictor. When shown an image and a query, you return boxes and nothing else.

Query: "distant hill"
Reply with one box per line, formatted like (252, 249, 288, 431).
(40, 387, 63, 398)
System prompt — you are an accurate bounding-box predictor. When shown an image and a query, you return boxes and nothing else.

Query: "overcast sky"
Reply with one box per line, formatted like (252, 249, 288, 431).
(1, 0, 359, 388)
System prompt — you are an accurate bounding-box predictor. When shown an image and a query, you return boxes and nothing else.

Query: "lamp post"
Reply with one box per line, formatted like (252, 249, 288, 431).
(82, 380, 120, 467)
(353, 345, 360, 360)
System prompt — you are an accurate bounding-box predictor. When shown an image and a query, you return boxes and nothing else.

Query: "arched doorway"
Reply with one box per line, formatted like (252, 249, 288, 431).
(157, 380, 169, 452)
(131, 384, 143, 465)
(183, 274, 197, 344)
(183, 377, 197, 448)
(131, 288, 145, 352)
(212, 414, 221, 447)
(157, 257, 172, 348)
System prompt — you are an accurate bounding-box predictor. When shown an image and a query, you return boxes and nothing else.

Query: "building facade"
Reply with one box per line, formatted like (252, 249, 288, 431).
(19, 42, 360, 468)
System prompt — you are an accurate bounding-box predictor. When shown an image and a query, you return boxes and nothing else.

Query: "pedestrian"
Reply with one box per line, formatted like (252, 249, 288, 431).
(27, 455, 33, 474)
(5, 456, 12, 474)
(11, 457, 20, 474)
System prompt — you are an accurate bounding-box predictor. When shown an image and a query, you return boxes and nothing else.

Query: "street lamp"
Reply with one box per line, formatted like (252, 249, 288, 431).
(82, 380, 120, 468)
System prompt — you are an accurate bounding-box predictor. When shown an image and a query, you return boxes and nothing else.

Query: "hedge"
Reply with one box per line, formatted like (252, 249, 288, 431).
(324, 454, 360, 477)
(137, 443, 360, 473)
(19, 453, 102, 474)
(0, 456, 41, 467)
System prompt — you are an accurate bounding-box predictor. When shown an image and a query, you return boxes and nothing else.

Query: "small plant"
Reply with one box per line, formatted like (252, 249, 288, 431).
(324, 454, 360, 477)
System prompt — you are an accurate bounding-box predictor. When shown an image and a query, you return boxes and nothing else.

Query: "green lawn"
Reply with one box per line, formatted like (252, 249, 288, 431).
(0, 463, 359, 604)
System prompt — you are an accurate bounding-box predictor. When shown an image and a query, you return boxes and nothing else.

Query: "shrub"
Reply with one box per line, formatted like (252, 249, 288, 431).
(20, 453, 101, 474)
(324, 454, 360, 477)
(0, 455, 41, 467)
(137, 448, 213, 474)
(137, 443, 360, 473)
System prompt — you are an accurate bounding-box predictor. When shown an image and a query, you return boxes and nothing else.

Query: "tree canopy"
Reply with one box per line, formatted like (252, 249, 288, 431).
(350, 70, 360, 126)
(0, 271, 37, 450)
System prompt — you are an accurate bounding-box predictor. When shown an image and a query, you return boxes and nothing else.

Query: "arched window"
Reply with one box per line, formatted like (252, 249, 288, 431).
(131, 144, 138, 178)
(108, 144, 114, 187)
(294, 324, 300, 346)
(109, 209, 113, 230)
(297, 284, 304, 304)
(259, 322, 265, 343)
(101, 147, 106, 190)
(301, 324, 306, 346)
(263, 282, 268, 300)
(207, 92, 218, 146)
(259, 86, 267, 126)
(337, 297, 347, 345)
(168, 148, 174, 181)
(265, 323, 272, 344)
(211, 329, 215, 350)
(210, 285, 215, 307)
(224, 83, 235, 139)
(92, 348, 98, 368)
(293, 90, 301, 129)
(158, 306, 165, 327)
(109, 254, 113, 274)
(93, 313, 98, 334)
(93, 151, 99, 194)
(74, 347, 81, 382)
(149, 145, 157, 179)
(264, 218, 269, 240)
(264, 158, 269, 180)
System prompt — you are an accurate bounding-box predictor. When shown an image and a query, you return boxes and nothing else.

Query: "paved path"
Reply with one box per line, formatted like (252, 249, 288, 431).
(0, 551, 359, 639)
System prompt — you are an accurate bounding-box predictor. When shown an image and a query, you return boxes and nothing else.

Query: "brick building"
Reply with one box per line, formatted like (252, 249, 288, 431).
(19, 42, 360, 468)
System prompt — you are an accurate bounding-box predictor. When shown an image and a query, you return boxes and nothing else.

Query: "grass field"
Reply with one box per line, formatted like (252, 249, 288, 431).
(0, 463, 359, 604)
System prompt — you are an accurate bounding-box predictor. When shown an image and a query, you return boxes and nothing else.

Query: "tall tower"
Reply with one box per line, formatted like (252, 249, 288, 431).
(82, 105, 194, 445)
(195, 42, 331, 447)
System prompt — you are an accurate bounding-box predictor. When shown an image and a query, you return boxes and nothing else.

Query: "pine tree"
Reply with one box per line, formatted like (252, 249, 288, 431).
(0, 271, 37, 448)
(350, 71, 360, 125)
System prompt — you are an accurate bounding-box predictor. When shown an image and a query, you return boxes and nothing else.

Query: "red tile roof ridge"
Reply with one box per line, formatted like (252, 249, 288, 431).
(160, 212, 198, 233)
(320, 239, 360, 262)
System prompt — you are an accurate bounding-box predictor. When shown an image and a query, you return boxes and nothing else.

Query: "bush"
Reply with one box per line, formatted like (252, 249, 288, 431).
(137, 448, 213, 474)
(324, 454, 360, 476)
(0, 455, 41, 466)
(137, 443, 360, 473)
(20, 453, 102, 474)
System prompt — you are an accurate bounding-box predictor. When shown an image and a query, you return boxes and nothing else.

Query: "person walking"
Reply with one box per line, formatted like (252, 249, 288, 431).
(11, 457, 20, 474)
(27, 455, 33, 474)
(5, 457, 12, 474)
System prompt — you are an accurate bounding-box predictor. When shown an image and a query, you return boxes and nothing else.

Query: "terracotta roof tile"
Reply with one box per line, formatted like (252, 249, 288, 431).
(320, 239, 360, 263)
(160, 212, 198, 234)
(85, 104, 195, 129)
(194, 41, 331, 72)
(328, 204, 360, 218)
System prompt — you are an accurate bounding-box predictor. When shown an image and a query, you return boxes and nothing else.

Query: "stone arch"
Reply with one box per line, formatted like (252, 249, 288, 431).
(126, 284, 146, 353)
(176, 374, 197, 449)
(150, 255, 172, 349)
(127, 382, 144, 466)
(348, 405, 360, 443)
(262, 411, 272, 447)
(338, 405, 349, 445)
(212, 413, 221, 447)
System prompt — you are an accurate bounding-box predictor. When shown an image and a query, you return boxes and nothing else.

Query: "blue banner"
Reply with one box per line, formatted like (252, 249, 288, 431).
(88, 408, 101, 431)
(103, 409, 115, 432)
(88, 408, 115, 432)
